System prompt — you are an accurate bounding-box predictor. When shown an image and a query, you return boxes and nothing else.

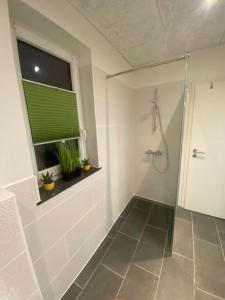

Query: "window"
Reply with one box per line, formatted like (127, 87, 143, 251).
(17, 40, 81, 172)
(17, 40, 72, 90)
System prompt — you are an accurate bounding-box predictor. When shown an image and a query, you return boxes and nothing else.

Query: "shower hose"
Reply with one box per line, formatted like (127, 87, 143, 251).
(152, 105, 169, 173)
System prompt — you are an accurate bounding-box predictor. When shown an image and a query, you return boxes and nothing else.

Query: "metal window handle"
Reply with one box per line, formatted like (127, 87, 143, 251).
(81, 128, 87, 141)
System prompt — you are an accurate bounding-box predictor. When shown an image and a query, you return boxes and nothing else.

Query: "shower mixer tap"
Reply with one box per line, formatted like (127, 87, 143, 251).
(145, 149, 162, 156)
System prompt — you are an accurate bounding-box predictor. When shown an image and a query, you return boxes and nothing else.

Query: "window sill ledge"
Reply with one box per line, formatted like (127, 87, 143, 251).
(37, 167, 101, 206)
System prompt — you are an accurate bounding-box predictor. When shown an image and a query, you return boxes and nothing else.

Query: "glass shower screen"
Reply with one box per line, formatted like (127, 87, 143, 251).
(106, 56, 189, 254)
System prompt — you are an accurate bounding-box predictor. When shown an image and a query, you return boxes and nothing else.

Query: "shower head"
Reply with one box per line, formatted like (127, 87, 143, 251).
(154, 88, 158, 99)
(150, 88, 159, 106)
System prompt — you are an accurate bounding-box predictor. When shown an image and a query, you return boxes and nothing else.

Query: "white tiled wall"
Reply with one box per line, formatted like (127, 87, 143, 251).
(134, 82, 184, 206)
(42, 217, 108, 300)
(0, 193, 24, 269)
(66, 200, 104, 257)
(0, 188, 42, 300)
(24, 185, 94, 261)
(33, 238, 68, 291)
(0, 253, 38, 298)
(6, 176, 42, 227)
(6, 171, 110, 299)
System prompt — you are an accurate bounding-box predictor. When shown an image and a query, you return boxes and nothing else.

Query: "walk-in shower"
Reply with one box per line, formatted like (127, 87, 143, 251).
(106, 55, 189, 253)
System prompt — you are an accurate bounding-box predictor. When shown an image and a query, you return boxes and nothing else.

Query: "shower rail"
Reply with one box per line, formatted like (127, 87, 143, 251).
(106, 54, 190, 79)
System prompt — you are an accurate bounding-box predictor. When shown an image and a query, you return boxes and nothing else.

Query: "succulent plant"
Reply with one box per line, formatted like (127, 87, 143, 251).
(82, 158, 90, 166)
(41, 171, 53, 184)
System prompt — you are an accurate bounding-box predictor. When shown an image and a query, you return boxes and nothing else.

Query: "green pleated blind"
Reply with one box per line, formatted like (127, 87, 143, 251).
(23, 80, 80, 144)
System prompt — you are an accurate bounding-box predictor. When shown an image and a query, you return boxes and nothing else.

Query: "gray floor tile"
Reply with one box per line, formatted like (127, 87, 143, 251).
(133, 226, 166, 276)
(215, 218, 225, 233)
(176, 207, 192, 222)
(148, 204, 172, 231)
(120, 198, 136, 218)
(195, 238, 225, 299)
(134, 198, 153, 212)
(118, 264, 158, 300)
(108, 217, 125, 239)
(195, 288, 221, 300)
(120, 207, 149, 240)
(156, 253, 194, 300)
(78, 265, 122, 300)
(101, 233, 138, 277)
(61, 283, 81, 300)
(193, 212, 219, 244)
(75, 237, 112, 288)
(173, 218, 193, 259)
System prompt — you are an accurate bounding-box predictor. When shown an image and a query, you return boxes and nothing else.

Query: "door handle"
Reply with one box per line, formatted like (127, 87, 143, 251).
(193, 149, 205, 154)
(192, 149, 205, 158)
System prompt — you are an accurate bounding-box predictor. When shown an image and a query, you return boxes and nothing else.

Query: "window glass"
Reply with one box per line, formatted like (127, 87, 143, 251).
(17, 40, 73, 91)
(34, 140, 79, 171)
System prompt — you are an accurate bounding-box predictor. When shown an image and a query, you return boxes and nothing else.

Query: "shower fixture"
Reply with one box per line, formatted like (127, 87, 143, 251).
(150, 88, 159, 134)
(145, 88, 169, 173)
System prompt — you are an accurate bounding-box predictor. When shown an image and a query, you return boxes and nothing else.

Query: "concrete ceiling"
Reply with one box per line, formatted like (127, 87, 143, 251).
(68, 0, 225, 67)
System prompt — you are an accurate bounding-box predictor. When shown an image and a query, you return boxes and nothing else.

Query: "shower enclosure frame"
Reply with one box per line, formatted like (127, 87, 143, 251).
(106, 54, 190, 253)
(106, 54, 190, 79)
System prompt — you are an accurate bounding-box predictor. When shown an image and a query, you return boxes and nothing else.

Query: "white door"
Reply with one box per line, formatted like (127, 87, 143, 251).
(185, 81, 225, 218)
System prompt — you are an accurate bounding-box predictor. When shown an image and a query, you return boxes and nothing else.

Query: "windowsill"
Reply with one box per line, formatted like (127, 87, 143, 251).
(37, 167, 101, 206)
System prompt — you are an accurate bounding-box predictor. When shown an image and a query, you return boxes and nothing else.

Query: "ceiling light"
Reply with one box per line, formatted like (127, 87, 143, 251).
(204, 0, 218, 10)
(34, 66, 40, 72)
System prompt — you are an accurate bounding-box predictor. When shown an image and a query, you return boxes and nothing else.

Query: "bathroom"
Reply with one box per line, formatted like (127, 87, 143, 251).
(1, 0, 225, 299)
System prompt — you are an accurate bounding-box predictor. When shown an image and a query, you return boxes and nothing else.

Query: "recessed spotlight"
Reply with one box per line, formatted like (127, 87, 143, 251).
(204, 0, 218, 10)
(34, 66, 40, 72)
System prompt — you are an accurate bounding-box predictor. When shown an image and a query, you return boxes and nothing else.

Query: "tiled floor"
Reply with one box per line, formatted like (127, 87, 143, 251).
(61, 198, 225, 300)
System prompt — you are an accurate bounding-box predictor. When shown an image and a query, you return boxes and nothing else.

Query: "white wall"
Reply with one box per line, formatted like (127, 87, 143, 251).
(10, 0, 131, 74)
(107, 78, 135, 220)
(0, 0, 33, 186)
(133, 82, 184, 206)
(0, 1, 135, 299)
(131, 45, 225, 89)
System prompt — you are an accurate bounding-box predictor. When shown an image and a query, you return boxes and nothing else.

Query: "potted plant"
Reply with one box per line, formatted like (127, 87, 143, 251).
(41, 172, 55, 191)
(82, 158, 91, 171)
(56, 142, 81, 181)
